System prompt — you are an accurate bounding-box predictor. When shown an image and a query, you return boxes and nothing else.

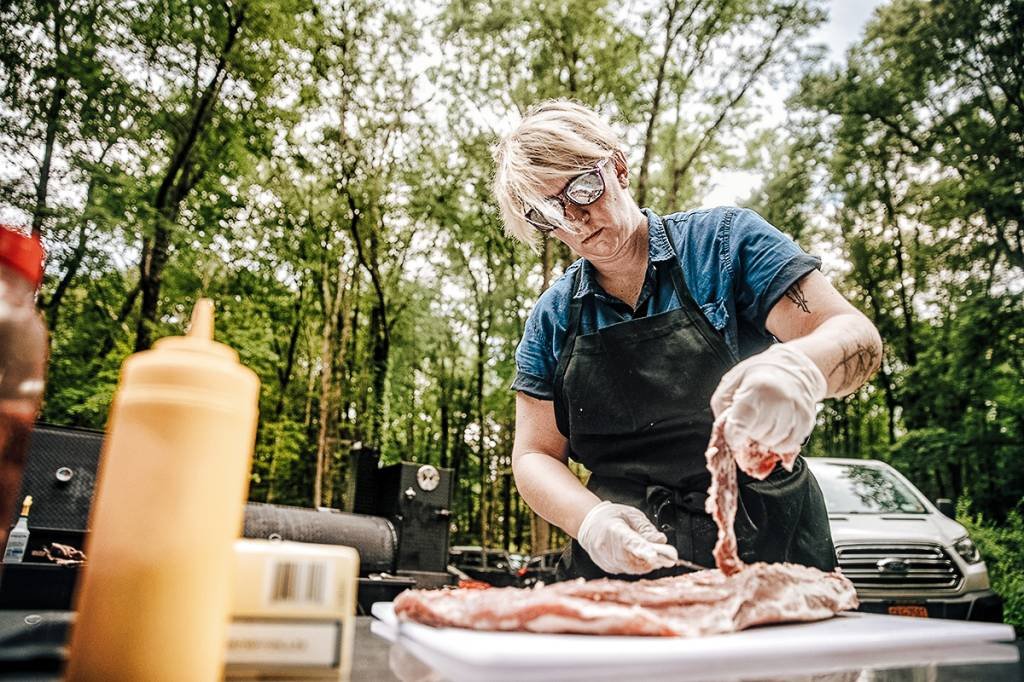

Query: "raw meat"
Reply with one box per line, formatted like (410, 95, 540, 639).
(393, 414, 858, 637)
(393, 563, 858, 637)
(705, 415, 799, 575)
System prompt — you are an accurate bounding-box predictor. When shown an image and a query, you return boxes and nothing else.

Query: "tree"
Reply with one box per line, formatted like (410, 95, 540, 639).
(636, 0, 826, 209)
(124, 0, 317, 350)
(785, 0, 1024, 521)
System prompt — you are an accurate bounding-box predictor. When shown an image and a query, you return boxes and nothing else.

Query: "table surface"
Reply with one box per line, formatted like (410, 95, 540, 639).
(2, 613, 1022, 681)
(356, 617, 1024, 682)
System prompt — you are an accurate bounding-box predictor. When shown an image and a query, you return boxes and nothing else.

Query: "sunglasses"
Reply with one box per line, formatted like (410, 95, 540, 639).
(524, 157, 611, 233)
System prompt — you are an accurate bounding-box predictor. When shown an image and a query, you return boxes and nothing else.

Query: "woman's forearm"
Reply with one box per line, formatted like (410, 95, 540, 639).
(785, 312, 883, 399)
(512, 450, 601, 538)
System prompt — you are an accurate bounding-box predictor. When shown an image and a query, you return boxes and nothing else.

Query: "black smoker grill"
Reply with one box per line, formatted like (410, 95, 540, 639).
(0, 426, 454, 612)
(242, 449, 456, 611)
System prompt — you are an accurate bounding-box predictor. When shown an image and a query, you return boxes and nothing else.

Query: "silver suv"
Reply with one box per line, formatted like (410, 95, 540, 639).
(807, 458, 1002, 621)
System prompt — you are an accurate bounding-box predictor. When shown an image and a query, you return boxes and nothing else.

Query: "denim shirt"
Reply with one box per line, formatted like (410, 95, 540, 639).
(512, 207, 821, 400)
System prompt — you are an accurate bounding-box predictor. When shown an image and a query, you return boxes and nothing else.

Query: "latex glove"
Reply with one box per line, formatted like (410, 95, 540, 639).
(576, 501, 679, 575)
(710, 343, 827, 456)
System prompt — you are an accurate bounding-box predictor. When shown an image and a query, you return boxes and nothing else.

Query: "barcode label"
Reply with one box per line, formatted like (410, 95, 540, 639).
(266, 560, 333, 607)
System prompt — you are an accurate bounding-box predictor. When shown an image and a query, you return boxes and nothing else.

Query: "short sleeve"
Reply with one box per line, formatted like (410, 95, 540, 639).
(510, 285, 569, 401)
(512, 310, 556, 399)
(729, 209, 821, 334)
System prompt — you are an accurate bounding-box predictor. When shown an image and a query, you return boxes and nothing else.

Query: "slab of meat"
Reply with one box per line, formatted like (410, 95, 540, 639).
(393, 414, 857, 637)
(394, 562, 857, 637)
(705, 415, 799, 575)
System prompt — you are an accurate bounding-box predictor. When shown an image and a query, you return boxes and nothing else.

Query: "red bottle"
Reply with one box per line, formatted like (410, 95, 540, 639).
(0, 225, 46, 557)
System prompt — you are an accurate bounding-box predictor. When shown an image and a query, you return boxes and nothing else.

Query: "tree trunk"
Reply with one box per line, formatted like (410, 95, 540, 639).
(667, 89, 685, 206)
(368, 303, 390, 447)
(947, 461, 963, 502)
(31, 3, 68, 238)
(90, 281, 141, 364)
(314, 257, 349, 507)
(135, 211, 172, 351)
(514, 484, 524, 551)
(44, 137, 115, 332)
(670, 4, 795, 197)
(531, 511, 551, 554)
(878, 360, 897, 444)
(932, 468, 946, 500)
(346, 200, 390, 448)
(842, 401, 852, 457)
(881, 189, 918, 366)
(451, 403, 471, 538)
(274, 288, 305, 419)
(45, 207, 88, 332)
(347, 287, 367, 434)
(480, 243, 497, 547)
(636, 0, 683, 207)
(476, 310, 488, 547)
(134, 7, 245, 350)
(267, 430, 285, 504)
(439, 353, 454, 469)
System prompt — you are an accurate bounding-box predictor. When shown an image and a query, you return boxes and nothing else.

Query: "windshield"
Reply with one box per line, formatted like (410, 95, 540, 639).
(810, 462, 928, 514)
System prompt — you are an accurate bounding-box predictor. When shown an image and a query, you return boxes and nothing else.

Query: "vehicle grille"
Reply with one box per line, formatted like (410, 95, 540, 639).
(836, 543, 963, 591)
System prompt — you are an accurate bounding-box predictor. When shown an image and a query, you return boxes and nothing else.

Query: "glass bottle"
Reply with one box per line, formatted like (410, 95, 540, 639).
(0, 226, 46, 561)
(2, 495, 33, 563)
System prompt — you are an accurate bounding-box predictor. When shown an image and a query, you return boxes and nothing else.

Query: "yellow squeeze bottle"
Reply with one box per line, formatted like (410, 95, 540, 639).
(67, 299, 260, 681)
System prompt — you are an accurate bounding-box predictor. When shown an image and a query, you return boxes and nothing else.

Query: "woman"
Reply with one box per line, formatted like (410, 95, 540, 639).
(493, 100, 882, 580)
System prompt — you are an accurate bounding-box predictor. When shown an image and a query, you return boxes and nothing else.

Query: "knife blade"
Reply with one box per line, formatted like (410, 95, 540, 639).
(670, 557, 711, 571)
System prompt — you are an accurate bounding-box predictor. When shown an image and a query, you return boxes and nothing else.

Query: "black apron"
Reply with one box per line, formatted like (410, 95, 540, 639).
(552, 255, 836, 580)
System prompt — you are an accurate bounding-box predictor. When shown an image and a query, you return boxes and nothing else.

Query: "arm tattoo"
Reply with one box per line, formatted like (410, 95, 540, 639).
(784, 282, 811, 314)
(828, 342, 881, 392)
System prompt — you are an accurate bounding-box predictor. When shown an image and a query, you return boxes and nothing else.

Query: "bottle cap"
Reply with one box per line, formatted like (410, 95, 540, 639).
(21, 496, 32, 516)
(120, 298, 259, 405)
(153, 298, 237, 361)
(0, 226, 44, 288)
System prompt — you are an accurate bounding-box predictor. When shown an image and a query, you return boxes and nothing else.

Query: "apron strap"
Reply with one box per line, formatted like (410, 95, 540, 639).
(553, 267, 585, 437)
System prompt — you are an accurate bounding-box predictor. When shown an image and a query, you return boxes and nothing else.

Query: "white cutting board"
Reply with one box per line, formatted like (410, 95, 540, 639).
(371, 602, 1017, 682)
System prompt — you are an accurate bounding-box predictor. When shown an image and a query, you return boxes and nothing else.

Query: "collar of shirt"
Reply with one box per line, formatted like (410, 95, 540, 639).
(573, 209, 677, 301)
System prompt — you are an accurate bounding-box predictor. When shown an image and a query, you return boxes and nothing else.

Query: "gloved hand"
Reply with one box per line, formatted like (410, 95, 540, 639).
(710, 343, 827, 456)
(576, 500, 679, 575)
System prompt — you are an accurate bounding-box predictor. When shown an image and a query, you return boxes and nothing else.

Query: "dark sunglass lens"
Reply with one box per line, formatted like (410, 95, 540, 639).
(526, 197, 564, 232)
(525, 208, 557, 233)
(565, 171, 603, 205)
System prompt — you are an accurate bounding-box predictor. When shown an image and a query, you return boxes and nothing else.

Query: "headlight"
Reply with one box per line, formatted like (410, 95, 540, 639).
(953, 536, 981, 564)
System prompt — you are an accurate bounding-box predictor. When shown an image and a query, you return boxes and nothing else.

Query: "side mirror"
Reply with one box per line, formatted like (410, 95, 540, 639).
(936, 498, 955, 517)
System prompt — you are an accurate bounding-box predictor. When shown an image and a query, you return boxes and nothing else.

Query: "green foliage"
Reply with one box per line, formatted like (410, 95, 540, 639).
(745, 133, 823, 244)
(959, 498, 1024, 632)
(256, 419, 315, 506)
(887, 428, 963, 503)
(783, 0, 1024, 519)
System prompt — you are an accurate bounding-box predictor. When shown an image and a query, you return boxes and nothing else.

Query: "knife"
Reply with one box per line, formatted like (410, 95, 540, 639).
(669, 557, 711, 571)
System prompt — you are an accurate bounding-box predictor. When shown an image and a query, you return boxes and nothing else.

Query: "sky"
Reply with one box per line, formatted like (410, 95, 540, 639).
(701, 0, 888, 207)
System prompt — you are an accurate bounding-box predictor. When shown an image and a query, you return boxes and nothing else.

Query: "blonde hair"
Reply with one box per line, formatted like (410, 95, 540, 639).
(492, 99, 622, 249)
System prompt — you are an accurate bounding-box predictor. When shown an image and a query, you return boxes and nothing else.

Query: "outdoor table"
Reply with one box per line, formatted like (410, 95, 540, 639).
(1, 612, 1021, 681)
